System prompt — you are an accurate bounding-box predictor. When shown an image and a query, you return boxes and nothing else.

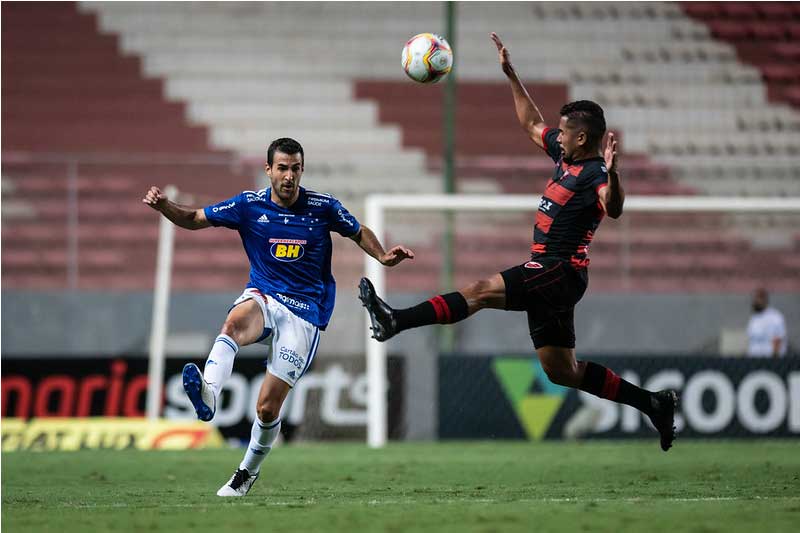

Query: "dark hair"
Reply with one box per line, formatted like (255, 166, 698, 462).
(559, 100, 606, 148)
(267, 137, 304, 166)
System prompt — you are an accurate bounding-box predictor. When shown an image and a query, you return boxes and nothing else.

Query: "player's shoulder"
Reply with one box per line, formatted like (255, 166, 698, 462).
(581, 157, 608, 175)
(765, 307, 786, 321)
(577, 158, 608, 184)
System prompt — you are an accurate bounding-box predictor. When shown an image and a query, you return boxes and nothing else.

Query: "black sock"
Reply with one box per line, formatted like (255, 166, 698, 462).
(394, 292, 469, 332)
(580, 361, 654, 415)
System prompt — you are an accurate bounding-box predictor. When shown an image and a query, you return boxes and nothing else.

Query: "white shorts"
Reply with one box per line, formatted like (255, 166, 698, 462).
(231, 288, 320, 387)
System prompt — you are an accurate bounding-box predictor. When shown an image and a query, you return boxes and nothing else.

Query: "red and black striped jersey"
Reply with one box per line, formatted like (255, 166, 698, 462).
(532, 127, 609, 269)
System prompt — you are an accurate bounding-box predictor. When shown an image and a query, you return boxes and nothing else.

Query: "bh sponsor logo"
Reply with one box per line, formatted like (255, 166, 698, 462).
(279, 347, 305, 371)
(524, 261, 543, 269)
(269, 238, 306, 262)
(494, 358, 567, 440)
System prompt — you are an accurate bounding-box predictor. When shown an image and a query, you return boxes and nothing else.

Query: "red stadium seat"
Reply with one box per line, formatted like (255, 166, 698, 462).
(755, 3, 795, 20)
(722, 3, 758, 20)
(682, 2, 724, 19)
(782, 87, 800, 107)
(761, 64, 800, 83)
(772, 43, 800, 61)
(749, 21, 787, 41)
(707, 20, 750, 40)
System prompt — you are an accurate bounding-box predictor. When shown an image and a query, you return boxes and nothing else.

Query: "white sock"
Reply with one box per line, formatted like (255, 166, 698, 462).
(203, 334, 238, 398)
(239, 417, 281, 474)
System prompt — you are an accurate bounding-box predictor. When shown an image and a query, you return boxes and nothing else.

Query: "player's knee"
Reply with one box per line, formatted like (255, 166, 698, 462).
(464, 278, 494, 309)
(256, 398, 281, 423)
(541, 359, 578, 387)
(220, 320, 245, 344)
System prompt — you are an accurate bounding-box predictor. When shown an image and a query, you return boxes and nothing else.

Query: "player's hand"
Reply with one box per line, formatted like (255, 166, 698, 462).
(490, 32, 514, 77)
(604, 132, 618, 174)
(380, 245, 415, 267)
(142, 186, 168, 211)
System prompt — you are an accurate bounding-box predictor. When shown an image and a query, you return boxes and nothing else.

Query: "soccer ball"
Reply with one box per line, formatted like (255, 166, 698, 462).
(401, 33, 453, 84)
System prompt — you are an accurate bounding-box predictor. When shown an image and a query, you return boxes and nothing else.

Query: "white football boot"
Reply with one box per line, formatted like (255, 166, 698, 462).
(217, 468, 260, 497)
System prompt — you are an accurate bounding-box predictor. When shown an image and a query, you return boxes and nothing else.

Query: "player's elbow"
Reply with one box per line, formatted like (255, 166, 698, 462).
(604, 195, 624, 219)
(186, 211, 208, 230)
(523, 120, 542, 139)
(607, 205, 623, 219)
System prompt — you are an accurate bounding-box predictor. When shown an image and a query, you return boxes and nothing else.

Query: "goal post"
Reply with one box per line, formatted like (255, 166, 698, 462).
(364, 194, 800, 448)
(146, 185, 178, 421)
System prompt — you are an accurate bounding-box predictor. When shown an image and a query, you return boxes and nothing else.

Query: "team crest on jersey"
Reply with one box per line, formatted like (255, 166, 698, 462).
(269, 238, 306, 262)
(524, 261, 543, 269)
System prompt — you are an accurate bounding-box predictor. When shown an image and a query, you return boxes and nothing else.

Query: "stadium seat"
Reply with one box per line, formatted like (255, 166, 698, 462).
(756, 3, 795, 20)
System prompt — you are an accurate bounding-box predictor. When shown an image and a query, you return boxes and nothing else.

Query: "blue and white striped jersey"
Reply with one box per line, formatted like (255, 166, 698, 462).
(204, 187, 361, 329)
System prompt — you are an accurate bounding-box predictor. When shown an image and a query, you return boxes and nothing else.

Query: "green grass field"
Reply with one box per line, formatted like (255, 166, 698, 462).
(3, 441, 799, 532)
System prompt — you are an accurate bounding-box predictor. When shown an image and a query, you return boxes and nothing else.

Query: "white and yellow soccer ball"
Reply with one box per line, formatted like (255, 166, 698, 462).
(401, 33, 453, 84)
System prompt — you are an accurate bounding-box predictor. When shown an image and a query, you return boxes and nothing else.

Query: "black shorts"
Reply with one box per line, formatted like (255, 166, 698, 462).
(500, 257, 588, 349)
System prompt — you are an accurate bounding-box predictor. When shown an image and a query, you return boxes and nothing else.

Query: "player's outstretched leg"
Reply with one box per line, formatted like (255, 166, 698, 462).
(359, 277, 473, 341)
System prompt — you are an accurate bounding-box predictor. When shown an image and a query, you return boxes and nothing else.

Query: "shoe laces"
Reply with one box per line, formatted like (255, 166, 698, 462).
(230, 469, 249, 489)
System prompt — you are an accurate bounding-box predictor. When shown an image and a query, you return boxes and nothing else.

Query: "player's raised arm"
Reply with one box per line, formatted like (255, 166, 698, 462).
(350, 225, 414, 267)
(490, 32, 548, 150)
(598, 132, 624, 219)
(142, 186, 211, 230)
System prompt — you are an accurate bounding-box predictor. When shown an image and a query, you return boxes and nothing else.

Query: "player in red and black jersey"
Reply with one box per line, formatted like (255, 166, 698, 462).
(359, 33, 677, 451)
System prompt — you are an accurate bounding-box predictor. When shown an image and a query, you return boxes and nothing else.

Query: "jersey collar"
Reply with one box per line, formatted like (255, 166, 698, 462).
(267, 186, 306, 211)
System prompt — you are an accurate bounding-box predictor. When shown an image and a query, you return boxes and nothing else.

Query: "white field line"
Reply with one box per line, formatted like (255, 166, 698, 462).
(58, 495, 800, 509)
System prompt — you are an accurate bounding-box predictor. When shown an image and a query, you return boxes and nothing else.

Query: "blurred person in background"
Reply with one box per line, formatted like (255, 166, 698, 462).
(747, 288, 788, 357)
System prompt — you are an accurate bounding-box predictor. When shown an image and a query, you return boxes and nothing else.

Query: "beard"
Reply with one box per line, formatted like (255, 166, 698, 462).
(752, 303, 766, 313)
(275, 184, 297, 202)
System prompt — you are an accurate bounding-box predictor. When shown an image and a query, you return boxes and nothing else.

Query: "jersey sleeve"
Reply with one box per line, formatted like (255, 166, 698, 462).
(541, 127, 562, 163)
(591, 164, 609, 194)
(329, 197, 361, 237)
(204, 193, 245, 229)
(582, 165, 609, 209)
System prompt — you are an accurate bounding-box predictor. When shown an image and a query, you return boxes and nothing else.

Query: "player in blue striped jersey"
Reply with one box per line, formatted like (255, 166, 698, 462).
(143, 138, 413, 496)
